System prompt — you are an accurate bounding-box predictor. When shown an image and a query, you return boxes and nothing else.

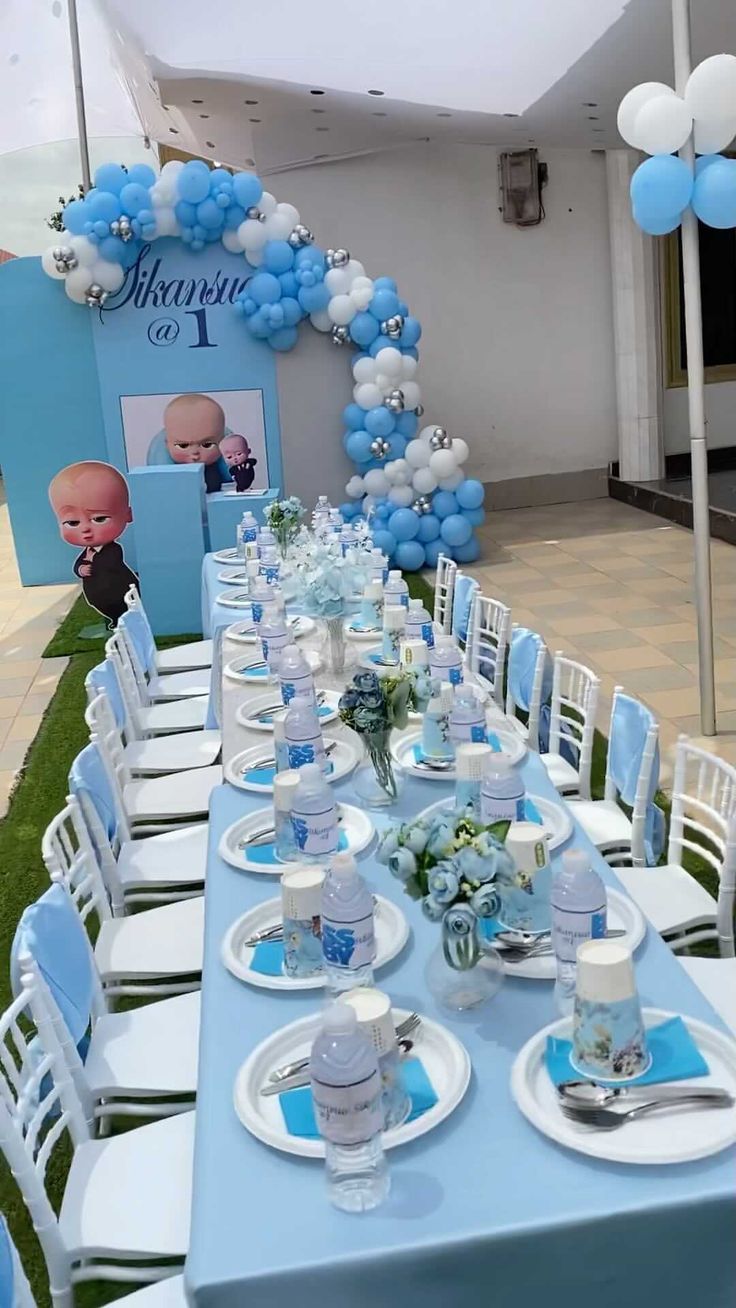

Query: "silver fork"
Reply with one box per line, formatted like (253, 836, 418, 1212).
(245, 740, 337, 772)
(267, 1012, 421, 1084)
(248, 691, 326, 724)
(560, 1092, 734, 1130)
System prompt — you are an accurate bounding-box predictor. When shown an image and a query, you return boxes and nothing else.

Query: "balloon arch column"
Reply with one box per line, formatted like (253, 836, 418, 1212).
(42, 158, 486, 572)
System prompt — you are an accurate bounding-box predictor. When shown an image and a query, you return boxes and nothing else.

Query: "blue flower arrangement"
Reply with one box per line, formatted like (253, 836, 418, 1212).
(377, 809, 514, 923)
(339, 669, 431, 800)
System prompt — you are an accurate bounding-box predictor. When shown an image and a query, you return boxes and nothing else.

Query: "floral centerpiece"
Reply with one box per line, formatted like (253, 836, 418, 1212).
(265, 495, 305, 556)
(339, 668, 431, 805)
(300, 548, 355, 674)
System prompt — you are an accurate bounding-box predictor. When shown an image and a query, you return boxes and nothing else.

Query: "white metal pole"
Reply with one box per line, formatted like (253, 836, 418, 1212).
(67, 0, 92, 192)
(671, 0, 716, 735)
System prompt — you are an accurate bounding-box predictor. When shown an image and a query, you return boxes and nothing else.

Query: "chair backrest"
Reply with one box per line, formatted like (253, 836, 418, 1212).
(450, 574, 479, 647)
(433, 554, 457, 634)
(124, 584, 141, 612)
(68, 739, 131, 854)
(0, 1214, 35, 1308)
(0, 970, 91, 1308)
(604, 687, 660, 866)
(41, 800, 115, 929)
(464, 592, 511, 706)
(117, 610, 156, 687)
(505, 626, 550, 752)
(668, 736, 736, 957)
(85, 692, 133, 796)
(548, 653, 600, 800)
(84, 661, 129, 740)
(106, 630, 151, 726)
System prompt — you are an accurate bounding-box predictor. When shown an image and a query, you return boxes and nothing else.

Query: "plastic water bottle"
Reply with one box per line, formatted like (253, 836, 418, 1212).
(259, 602, 290, 675)
(404, 597, 434, 648)
(338, 523, 359, 557)
(258, 526, 276, 551)
(359, 579, 383, 631)
(284, 702, 327, 773)
(245, 558, 260, 593)
(290, 762, 338, 863)
(259, 545, 281, 585)
(455, 742, 493, 816)
(429, 634, 463, 685)
(273, 769, 300, 861)
(328, 508, 344, 534)
(449, 686, 487, 745)
(273, 717, 289, 773)
(250, 576, 275, 628)
(480, 754, 526, 823)
(321, 852, 376, 994)
(422, 682, 454, 759)
(384, 569, 409, 610)
(279, 643, 316, 708)
(309, 1004, 389, 1212)
(551, 849, 608, 1015)
(382, 605, 405, 663)
(237, 510, 258, 559)
(368, 547, 389, 585)
(314, 495, 331, 517)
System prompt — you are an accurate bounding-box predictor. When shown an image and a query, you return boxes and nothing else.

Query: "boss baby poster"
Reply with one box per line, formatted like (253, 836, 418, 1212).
(119, 388, 268, 494)
(48, 461, 139, 628)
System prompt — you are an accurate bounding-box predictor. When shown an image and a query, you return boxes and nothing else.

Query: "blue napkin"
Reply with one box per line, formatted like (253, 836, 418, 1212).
(349, 619, 380, 633)
(546, 1016, 710, 1088)
(368, 651, 398, 667)
(242, 763, 277, 786)
(245, 828, 349, 867)
(251, 940, 285, 976)
(279, 1058, 439, 1138)
(240, 664, 267, 680)
(524, 797, 543, 825)
(487, 732, 502, 751)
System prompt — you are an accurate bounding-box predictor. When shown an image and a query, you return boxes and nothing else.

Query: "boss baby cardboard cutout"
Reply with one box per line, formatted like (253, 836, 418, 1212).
(48, 461, 139, 628)
(219, 433, 258, 492)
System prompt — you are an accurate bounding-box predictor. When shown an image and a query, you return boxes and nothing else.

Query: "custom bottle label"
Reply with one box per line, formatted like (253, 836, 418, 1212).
(311, 1068, 382, 1145)
(480, 792, 526, 823)
(551, 905, 607, 963)
(382, 629, 401, 662)
(290, 803, 338, 855)
(321, 912, 376, 970)
(241, 525, 257, 542)
(280, 677, 316, 707)
(260, 564, 280, 584)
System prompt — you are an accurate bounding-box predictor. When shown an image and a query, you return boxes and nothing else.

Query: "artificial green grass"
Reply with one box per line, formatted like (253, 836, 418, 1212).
(42, 594, 203, 660)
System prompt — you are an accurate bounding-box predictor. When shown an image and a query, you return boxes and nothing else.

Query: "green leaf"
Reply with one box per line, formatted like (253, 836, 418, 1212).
(487, 820, 511, 843)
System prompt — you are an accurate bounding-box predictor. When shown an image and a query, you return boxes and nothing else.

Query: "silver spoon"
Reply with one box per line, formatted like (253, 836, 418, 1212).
(413, 755, 455, 772)
(560, 1093, 733, 1130)
(558, 1080, 733, 1107)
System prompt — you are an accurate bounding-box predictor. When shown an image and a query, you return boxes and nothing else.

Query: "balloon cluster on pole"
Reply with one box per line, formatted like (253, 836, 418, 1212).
(40, 159, 484, 570)
(619, 54, 736, 236)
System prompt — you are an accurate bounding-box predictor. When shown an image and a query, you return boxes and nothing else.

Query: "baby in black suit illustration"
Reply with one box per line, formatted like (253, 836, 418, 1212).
(49, 461, 139, 629)
(219, 434, 258, 492)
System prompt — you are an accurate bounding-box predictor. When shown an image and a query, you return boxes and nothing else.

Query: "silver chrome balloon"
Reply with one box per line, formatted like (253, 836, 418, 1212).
(385, 388, 405, 414)
(412, 496, 431, 515)
(53, 244, 77, 273)
(370, 438, 391, 460)
(429, 426, 451, 451)
(288, 223, 313, 248)
(246, 206, 262, 220)
(382, 314, 404, 339)
(331, 325, 350, 346)
(331, 248, 350, 268)
(85, 284, 108, 308)
(117, 215, 133, 242)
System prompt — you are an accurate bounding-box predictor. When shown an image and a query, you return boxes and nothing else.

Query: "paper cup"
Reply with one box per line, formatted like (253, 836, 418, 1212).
(505, 822, 550, 874)
(571, 940, 650, 1081)
(281, 866, 325, 978)
(339, 987, 410, 1129)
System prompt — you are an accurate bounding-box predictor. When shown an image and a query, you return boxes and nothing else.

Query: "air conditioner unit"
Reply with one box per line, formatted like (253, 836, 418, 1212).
(499, 149, 547, 227)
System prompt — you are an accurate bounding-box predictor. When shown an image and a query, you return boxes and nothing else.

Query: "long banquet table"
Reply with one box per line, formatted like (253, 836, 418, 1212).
(186, 582, 736, 1308)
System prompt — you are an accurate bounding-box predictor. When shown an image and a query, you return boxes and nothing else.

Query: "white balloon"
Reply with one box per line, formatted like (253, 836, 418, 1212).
(404, 439, 431, 470)
(150, 179, 176, 205)
(153, 206, 179, 237)
(438, 470, 464, 492)
(374, 373, 393, 392)
(246, 250, 264, 268)
(362, 494, 376, 515)
(401, 355, 418, 380)
(451, 438, 469, 465)
(262, 212, 293, 241)
(429, 448, 457, 479)
(160, 159, 184, 179)
(93, 259, 124, 293)
(328, 294, 357, 326)
(346, 475, 365, 498)
(386, 458, 410, 486)
(238, 219, 268, 252)
(310, 309, 332, 332)
(41, 246, 67, 279)
(412, 467, 438, 495)
(374, 347, 403, 378)
(694, 113, 736, 153)
(276, 202, 300, 228)
(617, 81, 675, 147)
(383, 460, 401, 485)
(364, 468, 389, 496)
(259, 192, 277, 217)
(351, 275, 373, 293)
(69, 234, 98, 267)
(686, 54, 736, 121)
(400, 381, 421, 410)
(354, 382, 384, 410)
(221, 228, 243, 253)
(353, 356, 377, 383)
(64, 266, 93, 303)
(346, 259, 365, 279)
(633, 94, 692, 155)
(388, 485, 414, 507)
(324, 266, 355, 295)
(350, 281, 374, 310)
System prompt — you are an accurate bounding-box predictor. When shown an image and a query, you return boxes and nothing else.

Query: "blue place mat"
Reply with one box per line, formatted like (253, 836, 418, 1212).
(279, 1058, 438, 1138)
(244, 828, 349, 866)
(546, 1016, 710, 1089)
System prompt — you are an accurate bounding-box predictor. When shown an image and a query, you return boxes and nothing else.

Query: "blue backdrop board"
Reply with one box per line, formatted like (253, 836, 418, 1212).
(207, 488, 279, 554)
(128, 465, 206, 635)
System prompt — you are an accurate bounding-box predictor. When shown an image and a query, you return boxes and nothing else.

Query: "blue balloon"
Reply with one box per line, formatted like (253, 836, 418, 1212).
(374, 499, 391, 520)
(279, 271, 299, 298)
(298, 282, 330, 314)
(343, 403, 366, 431)
(692, 157, 736, 229)
(98, 235, 127, 264)
(397, 301, 409, 316)
(395, 411, 418, 438)
(209, 167, 233, 189)
(440, 514, 473, 548)
(695, 154, 724, 177)
(350, 312, 380, 346)
(432, 491, 459, 520)
(452, 537, 481, 564)
(87, 191, 121, 223)
(372, 529, 397, 557)
(62, 198, 87, 234)
(394, 540, 425, 571)
(263, 240, 295, 274)
(455, 478, 485, 511)
(93, 163, 128, 195)
(364, 406, 395, 438)
(192, 224, 207, 241)
(249, 272, 282, 305)
(373, 276, 397, 292)
(269, 326, 299, 352)
(280, 297, 303, 327)
(223, 203, 246, 230)
(294, 245, 326, 274)
(196, 197, 224, 230)
(389, 508, 420, 542)
(174, 200, 197, 227)
(632, 206, 681, 236)
(424, 539, 445, 568)
(178, 161, 211, 204)
(126, 163, 157, 189)
(370, 288, 400, 320)
(399, 316, 422, 347)
(232, 173, 264, 210)
(247, 308, 273, 339)
(401, 346, 419, 361)
(629, 155, 693, 225)
(93, 220, 108, 238)
(346, 430, 375, 463)
(463, 507, 486, 527)
(340, 501, 359, 520)
(385, 434, 407, 460)
(417, 513, 441, 543)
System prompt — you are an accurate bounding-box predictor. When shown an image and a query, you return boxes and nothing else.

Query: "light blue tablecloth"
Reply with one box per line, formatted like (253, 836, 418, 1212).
(202, 553, 248, 639)
(186, 749, 736, 1308)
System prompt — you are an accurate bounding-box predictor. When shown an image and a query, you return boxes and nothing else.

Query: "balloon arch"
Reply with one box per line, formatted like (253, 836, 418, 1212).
(41, 158, 485, 572)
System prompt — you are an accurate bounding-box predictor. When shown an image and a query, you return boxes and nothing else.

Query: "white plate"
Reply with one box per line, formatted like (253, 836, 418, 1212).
(212, 547, 240, 564)
(222, 893, 407, 991)
(416, 793, 573, 854)
(224, 615, 315, 647)
(233, 1006, 471, 1156)
(224, 647, 322, 686)
(218, 568, 252, 586)
(511, 1007, 736, 1165)
(345, 619, 383, 642)
(217, 589, 256, 610)
(494, 887, 646, 980)
(235, 689, 340, 732)
(218, 802, 375, 874)
(224, 736, 358, 793)
(360, 646, 401, 673)
(392, 726, 527, 780)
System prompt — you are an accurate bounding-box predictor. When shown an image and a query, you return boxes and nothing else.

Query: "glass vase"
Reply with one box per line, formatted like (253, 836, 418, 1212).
(424, 905, 505, 1012)
(322, 615, 347, 676)
(352, 728, 404, 808)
